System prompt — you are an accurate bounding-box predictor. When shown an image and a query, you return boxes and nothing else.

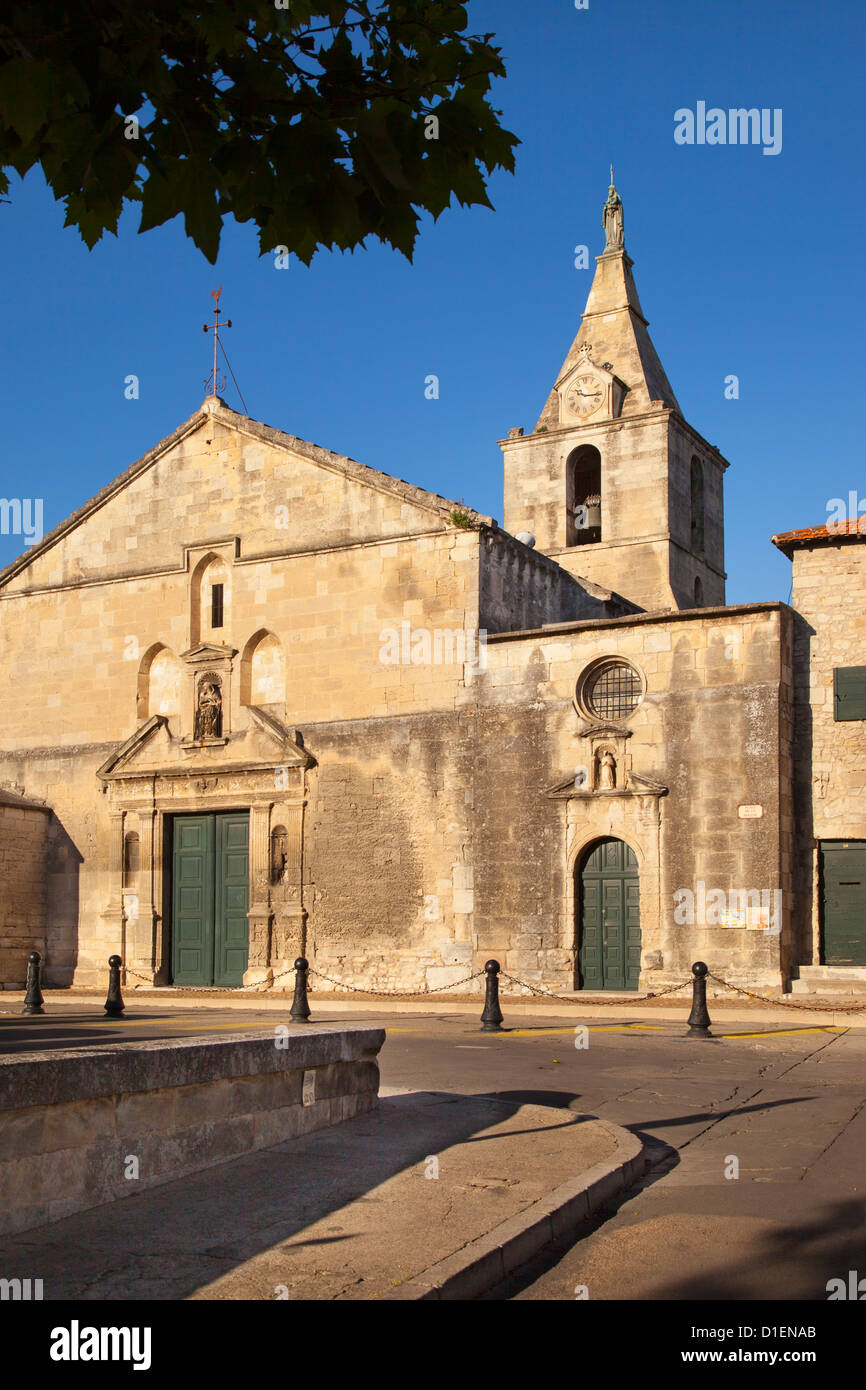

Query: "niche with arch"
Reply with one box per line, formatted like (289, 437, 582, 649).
(566, 445, 602, 546)
(270, 825, 289, 885)
(193, 671, 223, 739)
(123, 831, 140, 889)
(240, 630, 286, 710)
(136, 644, 183, 721)
(190, 553, 232, 646)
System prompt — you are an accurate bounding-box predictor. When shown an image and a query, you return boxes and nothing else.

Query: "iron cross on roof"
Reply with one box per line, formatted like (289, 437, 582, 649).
(202, 285, 232, 398)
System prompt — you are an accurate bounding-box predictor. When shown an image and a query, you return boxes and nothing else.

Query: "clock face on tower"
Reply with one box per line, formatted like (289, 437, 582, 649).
(566, 373, 606, 417)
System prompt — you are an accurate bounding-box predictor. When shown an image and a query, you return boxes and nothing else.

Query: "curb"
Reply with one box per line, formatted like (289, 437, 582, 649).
(379, 1117, 645, 1300)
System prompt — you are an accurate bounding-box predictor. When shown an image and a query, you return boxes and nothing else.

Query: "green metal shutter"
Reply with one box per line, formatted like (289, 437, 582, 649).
(834, 667, 866, 721)
(821, 842, 866, 966)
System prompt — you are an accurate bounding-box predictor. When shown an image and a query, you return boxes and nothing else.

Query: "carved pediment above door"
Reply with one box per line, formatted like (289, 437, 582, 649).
(547, 732, 667, 800)
(547, 771, 668, 800)
(245, 706, 316, 769)
(96, 715, 169, 785)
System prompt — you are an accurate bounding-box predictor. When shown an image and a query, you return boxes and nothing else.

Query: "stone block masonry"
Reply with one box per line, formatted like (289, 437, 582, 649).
(0, 793, 51, 988)
(0, 1025, 384, 1235)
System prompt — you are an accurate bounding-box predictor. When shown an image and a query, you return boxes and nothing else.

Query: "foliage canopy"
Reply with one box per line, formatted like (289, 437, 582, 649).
(0, 1, 518, 262)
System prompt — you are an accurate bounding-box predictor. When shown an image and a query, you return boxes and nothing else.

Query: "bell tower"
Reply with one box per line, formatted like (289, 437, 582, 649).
(501, 179, 728, 612)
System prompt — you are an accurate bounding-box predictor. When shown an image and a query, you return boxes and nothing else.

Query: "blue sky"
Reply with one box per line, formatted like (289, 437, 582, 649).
(1, 0, 864, 604)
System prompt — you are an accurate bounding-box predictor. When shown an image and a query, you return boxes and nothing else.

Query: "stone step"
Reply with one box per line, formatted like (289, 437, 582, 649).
(796, 965, 866, 981)
(791, 966, 866, 996)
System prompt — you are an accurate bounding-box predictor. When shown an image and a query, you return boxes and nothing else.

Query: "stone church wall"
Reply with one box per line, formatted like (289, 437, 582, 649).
(0, 793, 51, 987)
(470, 602, 791, 993)
(0, 501, 494, 988)
(298, 602, 791, 994)
(304, 712, 476, 992)
(477, 528, 626, 635)
(0, 392, 796, 995)
(0, 598, 793, 994)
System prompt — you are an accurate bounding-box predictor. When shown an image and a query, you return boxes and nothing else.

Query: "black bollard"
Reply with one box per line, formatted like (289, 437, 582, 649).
(480, 959, 504, 1033)
(104, 955, 125, 1017)
(686, 960, 712, 1038)
(290, 957, 311, 1022)
(22, 950, 45, 1015)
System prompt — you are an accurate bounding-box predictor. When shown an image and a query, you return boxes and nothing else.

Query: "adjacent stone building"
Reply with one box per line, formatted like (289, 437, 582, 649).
(0, 182, 855, 996)
(773, 520, 866, 994)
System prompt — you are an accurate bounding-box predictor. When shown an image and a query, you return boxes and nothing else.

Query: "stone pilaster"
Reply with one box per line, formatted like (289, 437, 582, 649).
(128, 807, 158, 982)
(98, 810, 126, 955)
(244, 802, 273, 985)
(271, 800, 307, 975)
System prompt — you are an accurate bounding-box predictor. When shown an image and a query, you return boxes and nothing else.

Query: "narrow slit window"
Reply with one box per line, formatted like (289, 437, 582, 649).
(211, 583, 224, 629)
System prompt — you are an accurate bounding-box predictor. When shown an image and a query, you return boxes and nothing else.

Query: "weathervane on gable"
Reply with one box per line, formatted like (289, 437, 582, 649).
(200, 288, 249, 412)
(202, 286, 231, 398)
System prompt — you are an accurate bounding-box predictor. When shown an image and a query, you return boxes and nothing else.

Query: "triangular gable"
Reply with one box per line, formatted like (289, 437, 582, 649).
(0, 397, 494, 591)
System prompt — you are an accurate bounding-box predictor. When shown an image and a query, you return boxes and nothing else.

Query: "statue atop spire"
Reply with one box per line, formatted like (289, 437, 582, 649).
(602, 172, 624, 253)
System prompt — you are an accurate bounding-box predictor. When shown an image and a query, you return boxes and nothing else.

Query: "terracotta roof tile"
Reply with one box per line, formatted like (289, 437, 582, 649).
(772, 519, 866, 555)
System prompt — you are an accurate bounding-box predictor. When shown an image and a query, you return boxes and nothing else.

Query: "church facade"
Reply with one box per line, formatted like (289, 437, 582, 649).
(0, 184, 861, 997)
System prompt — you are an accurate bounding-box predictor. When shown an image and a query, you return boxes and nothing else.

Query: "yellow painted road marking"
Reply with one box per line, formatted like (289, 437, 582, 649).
(498, 1024, 847, 1040)
(500, 1025, 669, 1037)
(714, 1026, 846, 1039)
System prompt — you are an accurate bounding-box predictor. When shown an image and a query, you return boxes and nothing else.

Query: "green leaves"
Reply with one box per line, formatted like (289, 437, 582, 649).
(0, 0, 519, 263)
(0, 60, 56, 144)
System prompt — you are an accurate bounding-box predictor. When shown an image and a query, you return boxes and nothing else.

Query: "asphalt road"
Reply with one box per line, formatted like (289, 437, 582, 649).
(3, 1004, 864, 1303)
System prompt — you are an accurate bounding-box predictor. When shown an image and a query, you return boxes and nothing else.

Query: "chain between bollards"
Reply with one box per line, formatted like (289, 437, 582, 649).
(686, 960, 712, 1038)
(477, 959, 714, 1036)
(104, 955, 125, 1017)
(480, 959, 504, 1032)
(22, 950, 45, 1015)
(290, 957, 312, 1022)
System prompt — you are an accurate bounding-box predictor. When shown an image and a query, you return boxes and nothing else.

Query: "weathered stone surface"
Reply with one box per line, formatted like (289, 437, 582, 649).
(0, 794, 51, 987)
(0, 183, 841, 1003)
(0, 1026, 384, 1235)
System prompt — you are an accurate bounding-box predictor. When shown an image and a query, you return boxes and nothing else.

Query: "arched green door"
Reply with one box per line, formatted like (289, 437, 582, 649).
(577, 838, 641, 990)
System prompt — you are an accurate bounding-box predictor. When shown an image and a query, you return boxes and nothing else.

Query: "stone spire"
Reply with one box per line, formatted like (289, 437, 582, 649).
(534, 181, 680, 429)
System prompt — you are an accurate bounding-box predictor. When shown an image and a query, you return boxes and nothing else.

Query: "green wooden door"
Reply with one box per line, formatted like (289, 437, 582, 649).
(172, 815, 215, 986)
(214, 813, 251, 986)
(821, 841, 866, 966)
(172, 812, 249, 986)
(577, 838, 641, 990)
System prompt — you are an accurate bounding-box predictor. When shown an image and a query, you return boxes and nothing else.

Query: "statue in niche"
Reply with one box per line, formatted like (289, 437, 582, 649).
(602, 176, 624, 252)
(598, 750, 617, 791)
(194, 676, 222, 739)
(270, 826, 289, 885)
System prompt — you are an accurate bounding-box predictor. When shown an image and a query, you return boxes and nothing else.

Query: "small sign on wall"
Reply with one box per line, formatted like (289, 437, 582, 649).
(302, 1070, 316, 1107)
(738, 804, 764, 819)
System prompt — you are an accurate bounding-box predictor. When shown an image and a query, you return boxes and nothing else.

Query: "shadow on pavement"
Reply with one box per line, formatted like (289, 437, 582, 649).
(0, 1090, 596, 1301)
